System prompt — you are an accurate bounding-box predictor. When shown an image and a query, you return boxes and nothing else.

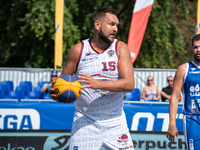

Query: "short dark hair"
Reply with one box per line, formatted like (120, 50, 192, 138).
(92, 7, 116, 23)
(192, 34, 200, 46)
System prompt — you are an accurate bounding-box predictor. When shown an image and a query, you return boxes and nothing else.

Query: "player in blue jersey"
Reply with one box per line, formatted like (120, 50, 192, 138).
(167, 34, 200, 150)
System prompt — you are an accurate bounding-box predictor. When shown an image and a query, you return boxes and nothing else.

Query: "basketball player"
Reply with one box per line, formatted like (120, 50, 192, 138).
(167, 34, 200, 150)
(49, 7, 135, 150)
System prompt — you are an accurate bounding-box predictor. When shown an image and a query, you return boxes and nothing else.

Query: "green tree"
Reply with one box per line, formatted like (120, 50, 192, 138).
(0, 0, 197, 69)
(0, 0, 80, 68)
(134, 0, 192, 68)
(73, 0, 196, 69)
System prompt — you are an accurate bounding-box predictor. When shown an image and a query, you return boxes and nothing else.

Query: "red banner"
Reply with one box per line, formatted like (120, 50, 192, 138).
(127, 0, 154, 63)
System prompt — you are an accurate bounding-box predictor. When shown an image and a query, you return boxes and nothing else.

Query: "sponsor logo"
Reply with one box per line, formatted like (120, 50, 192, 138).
(0, 109, 40, 129)
(189, 139, 194, 150)
(91, 74, 112, 80)
(0, 143, 35, 150)
(189, 70, 200, 74)
(44, 135, 70, 150)
(0, 136, 45, 149)
(117, 134, 128, 146)
(191, 99, 196, 109)
(189, 66, 200, 73)
(107, 50, 115, 57)
(119, 147, 130, 150)
(99, 90, 106, 97)
(0, 133, 71, 150)
(0, 131, 187, 150)
(94, 89, 108, 97)
(53, 88, 60, 94)
(190, 84, 200, 97)
(197, 99, 200, 108)
(82, 56, 98, 62)
(85, 52, 96, 56)
(132, 138, 186, 150)
(131, 112, 183, 131)
(73, 146, 78, 150)
(85, 52, 92, 56)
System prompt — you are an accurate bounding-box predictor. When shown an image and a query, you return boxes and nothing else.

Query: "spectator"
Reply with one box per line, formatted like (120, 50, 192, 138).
(141, 75, 160, 101)
(41, 72, 57, 97)
(160, 76, 181, 102)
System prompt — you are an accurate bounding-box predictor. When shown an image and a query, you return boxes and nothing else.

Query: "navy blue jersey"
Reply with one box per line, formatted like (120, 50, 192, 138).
(183, 61, 200, 115)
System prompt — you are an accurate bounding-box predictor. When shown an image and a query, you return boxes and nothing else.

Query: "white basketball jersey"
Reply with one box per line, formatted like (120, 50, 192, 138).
(74, 38, 124, 121)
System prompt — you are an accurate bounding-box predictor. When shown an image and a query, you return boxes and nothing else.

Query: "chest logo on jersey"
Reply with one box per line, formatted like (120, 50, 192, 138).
(190, 84, 200, 97)
(82, 56, 98, 62)
(107, 50, 115, 57)
(85, 52, 96, 56)
(85, 52, 93, 56)
(189, 67, 200, 74)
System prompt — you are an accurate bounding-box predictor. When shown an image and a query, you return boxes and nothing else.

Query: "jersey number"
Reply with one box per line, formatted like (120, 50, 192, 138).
(102, 61, 116, 71)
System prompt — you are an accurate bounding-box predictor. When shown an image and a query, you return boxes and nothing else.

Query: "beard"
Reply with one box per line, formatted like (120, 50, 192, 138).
(99, 28, 114, 44)
(194, 53, 200, 62)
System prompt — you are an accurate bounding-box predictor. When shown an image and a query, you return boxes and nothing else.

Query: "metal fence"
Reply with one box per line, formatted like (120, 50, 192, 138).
(134, 68, 176, 93)
(0, 67, 177, 93)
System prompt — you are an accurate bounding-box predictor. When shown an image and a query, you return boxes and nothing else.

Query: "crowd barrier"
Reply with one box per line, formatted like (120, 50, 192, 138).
(0, 100, 187, 150)
(0, 67, 177, 93)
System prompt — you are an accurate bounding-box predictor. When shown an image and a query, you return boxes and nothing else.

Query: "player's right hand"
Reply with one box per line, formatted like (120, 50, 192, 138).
(49, 80, 59, 102)
(166, 124, 178, 142)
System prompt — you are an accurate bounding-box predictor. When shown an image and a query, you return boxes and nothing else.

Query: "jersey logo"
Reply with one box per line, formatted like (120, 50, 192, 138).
(91, 74, 112, 80)
(117, 134, 129, 148)
(85, 52, 92, 56)
(189, 68, 200, 74)
(191, 99, 196, 109)
(82, 56, 98, 62)
(107, 50, 115, 57)
(100, 90, 106, 97)
(189, 139, 194, 150)
(190, 84, 200, 96)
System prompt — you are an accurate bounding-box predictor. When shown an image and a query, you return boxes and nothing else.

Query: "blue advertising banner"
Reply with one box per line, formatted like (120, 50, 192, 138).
(0, 101, 75, 130)
(124, 103, 183, 132)
(0, 101, 183, 132)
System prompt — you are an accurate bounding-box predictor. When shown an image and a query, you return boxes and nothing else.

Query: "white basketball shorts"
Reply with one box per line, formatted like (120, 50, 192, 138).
(69, 111, 134, 150)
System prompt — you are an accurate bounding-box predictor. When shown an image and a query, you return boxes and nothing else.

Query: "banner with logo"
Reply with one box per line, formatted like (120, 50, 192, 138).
(0, 101, 183, 132)
(0, 130, 187, 150)
(0, 101, 75, 130)
(124, 103, 183, 132)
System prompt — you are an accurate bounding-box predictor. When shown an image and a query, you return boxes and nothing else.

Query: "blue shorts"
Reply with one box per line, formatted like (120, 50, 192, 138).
(183, 114, 200, 150)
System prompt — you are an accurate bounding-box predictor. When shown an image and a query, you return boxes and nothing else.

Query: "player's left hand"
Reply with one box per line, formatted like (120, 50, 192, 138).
(78, 72, 99, 89)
